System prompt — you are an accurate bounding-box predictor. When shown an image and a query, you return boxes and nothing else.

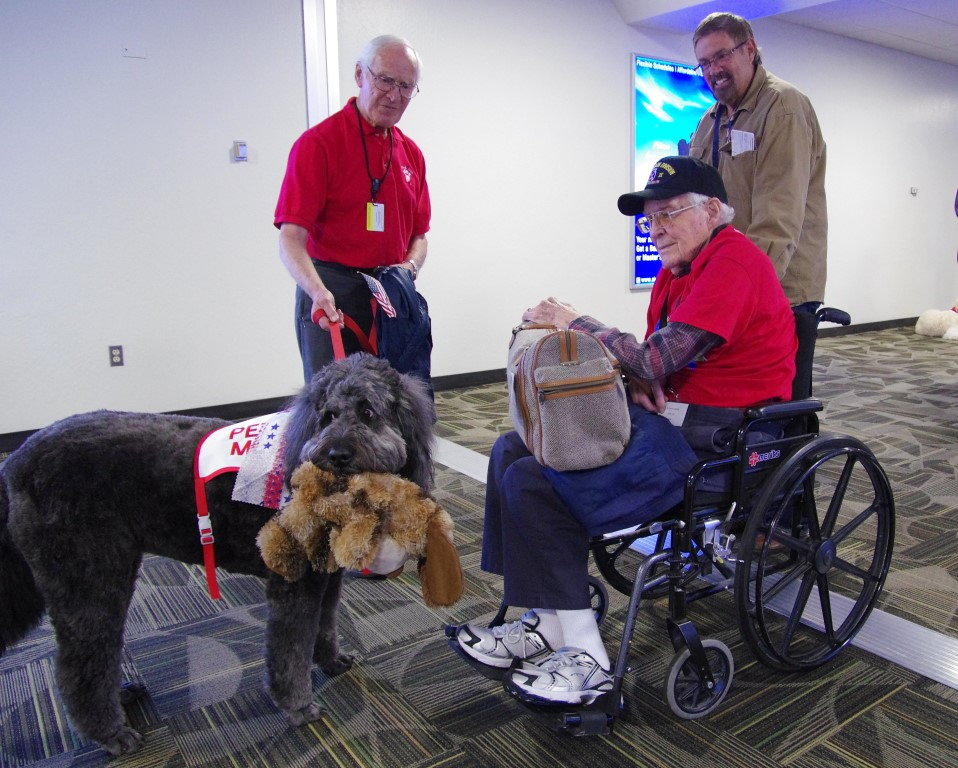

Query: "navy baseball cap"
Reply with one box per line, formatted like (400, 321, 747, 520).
(618, 156, 728, 216)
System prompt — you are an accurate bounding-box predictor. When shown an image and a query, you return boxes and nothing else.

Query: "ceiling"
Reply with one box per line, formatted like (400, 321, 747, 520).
(613, 0, 958, 68)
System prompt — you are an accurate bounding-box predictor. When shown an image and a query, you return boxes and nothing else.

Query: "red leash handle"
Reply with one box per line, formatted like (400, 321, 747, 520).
(312, 309, 346, 361)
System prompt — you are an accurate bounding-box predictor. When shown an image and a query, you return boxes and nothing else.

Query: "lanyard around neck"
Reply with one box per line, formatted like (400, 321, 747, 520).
(711, 103, 726, 168)
(353, 100, 393, 202)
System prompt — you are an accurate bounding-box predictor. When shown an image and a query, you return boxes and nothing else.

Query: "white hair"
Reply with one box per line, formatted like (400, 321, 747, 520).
(357, 35, 422, 78)
(687, 192, 735, 225)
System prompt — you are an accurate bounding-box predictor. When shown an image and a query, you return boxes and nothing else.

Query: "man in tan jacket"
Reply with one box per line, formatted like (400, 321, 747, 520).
(689, 12, 827, 311)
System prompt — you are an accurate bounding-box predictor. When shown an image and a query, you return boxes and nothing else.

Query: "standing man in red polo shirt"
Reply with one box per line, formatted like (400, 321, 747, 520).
(275, 35, 431, 382)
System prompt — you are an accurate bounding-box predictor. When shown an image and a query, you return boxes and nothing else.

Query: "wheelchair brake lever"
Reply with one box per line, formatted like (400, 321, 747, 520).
(722, 501, 737, 524)
(714, 533, 736, 562)
(703, 519, 736, 563)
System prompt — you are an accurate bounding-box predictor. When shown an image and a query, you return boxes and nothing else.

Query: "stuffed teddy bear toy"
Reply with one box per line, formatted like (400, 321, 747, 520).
(256, 463, 464, 608)
(915, 299, 958, 341)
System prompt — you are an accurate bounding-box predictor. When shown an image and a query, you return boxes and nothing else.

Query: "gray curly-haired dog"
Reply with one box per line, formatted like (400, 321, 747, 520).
(0, 354, 434, 756)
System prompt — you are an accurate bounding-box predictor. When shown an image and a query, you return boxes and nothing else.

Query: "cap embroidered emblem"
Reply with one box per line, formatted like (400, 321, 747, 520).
(648, 161, 677, 184)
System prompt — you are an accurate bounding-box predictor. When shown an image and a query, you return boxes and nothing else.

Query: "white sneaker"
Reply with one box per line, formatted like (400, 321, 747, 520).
(508, 647, 613, 704)
(456, 610, 554, 669)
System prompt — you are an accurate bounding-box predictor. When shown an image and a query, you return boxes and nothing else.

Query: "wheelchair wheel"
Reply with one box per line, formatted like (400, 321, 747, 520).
(587, 575, 609, 625)
(665, 638, 733, 719)
(735, 436, 894, 672)
(592, 529, 699, 599)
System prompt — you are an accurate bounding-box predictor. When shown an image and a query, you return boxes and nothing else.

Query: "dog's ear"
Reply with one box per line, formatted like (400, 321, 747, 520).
(418, 511, 464, 608)
(282, 384, 321, 482)
(282, 361, 355, 482)
(393, 372, 436, 493)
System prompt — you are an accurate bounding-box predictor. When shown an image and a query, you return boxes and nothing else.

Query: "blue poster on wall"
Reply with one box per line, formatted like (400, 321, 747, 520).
(631, 54, 715, 288)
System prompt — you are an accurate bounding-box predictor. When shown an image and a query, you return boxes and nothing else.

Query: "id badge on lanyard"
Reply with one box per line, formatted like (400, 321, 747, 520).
(355, 101, 391, 234)
(367, 202, 385, 232)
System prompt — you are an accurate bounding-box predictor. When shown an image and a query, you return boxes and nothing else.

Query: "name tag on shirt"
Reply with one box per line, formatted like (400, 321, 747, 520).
(663, 401, 689, 427)
(730, 129, 755, 156)
(366, 202, 385, 232)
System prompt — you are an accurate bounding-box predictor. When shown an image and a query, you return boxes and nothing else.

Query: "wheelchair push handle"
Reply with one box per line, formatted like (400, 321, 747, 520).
(816, 307, 851, 327)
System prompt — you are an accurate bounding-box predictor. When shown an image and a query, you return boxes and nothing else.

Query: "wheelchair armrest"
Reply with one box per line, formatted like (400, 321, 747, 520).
(745, 398, 823, 421)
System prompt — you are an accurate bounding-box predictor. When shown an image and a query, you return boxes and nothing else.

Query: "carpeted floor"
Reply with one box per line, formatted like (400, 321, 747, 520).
(2, 326, 958, 767)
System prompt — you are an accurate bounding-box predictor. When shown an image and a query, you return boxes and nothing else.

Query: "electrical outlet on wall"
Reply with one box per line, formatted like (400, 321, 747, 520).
(110, 345, 124, 366)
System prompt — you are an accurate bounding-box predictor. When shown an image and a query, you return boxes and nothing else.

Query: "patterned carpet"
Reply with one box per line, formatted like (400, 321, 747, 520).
(2, 326, 958, 766)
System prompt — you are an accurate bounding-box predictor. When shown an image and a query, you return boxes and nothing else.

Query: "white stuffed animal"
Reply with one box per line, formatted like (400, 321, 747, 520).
(915, 300, 958, 341)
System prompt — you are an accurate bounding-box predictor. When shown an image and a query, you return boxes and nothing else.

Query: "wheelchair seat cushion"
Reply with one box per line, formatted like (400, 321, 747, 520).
(542, 404, 699, 537)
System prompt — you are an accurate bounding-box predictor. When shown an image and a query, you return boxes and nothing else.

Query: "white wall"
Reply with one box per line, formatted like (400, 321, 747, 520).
(747, 19, 958, 321)
(2, 0, 957, 435)
(1, 0, 309, 433)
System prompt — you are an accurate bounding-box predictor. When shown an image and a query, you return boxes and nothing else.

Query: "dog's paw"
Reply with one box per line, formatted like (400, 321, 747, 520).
(119, 681, 147, 705)
(100, 725, 145, 756)
(319, 652, 355, 676)
(286, 701, 327, 726)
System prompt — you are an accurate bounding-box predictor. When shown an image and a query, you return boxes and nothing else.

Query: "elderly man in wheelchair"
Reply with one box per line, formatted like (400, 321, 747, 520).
(447, 156, 894, 732)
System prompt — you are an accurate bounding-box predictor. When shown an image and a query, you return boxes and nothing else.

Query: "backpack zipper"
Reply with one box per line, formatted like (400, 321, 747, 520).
(538, 372, 621, 401)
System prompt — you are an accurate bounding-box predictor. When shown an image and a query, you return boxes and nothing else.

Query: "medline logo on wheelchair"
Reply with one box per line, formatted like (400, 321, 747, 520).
(748, 447, 781, 467)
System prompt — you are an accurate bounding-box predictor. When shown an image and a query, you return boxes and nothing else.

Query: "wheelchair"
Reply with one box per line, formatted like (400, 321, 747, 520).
(448, 307, 896, 736)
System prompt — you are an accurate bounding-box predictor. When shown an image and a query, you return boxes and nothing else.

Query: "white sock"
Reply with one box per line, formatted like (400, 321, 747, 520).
(556, 608, 610, 670)
(530, 608, 562, 649)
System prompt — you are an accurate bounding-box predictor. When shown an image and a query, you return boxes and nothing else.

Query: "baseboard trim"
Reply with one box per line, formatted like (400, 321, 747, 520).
(0, 320, 920, 454)
(0, 397, 297, 454)
(0, 378, 508, 454)
(0, 430, 34, 455)
(169, 396, 294, 422)
(433, 369, 505, 391)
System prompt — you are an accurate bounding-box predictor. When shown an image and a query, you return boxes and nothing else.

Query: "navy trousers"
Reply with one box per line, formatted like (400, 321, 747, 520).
(481, 431, 593, 610)
(479, 408, 759, 611)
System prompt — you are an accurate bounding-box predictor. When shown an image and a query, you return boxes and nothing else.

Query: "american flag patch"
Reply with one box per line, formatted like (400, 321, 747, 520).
(230, 411, 293, 509)
(362, 273, 397, 318)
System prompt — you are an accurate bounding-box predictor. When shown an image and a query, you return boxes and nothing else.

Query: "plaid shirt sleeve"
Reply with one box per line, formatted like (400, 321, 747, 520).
(570, 316, 721, 381)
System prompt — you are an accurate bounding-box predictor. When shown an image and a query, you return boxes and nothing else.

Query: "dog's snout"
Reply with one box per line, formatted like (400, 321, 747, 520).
(326, 446, 354, 470)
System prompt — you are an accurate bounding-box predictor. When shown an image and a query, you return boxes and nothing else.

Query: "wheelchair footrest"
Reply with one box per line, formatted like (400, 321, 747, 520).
(503, 682, 624, 736)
